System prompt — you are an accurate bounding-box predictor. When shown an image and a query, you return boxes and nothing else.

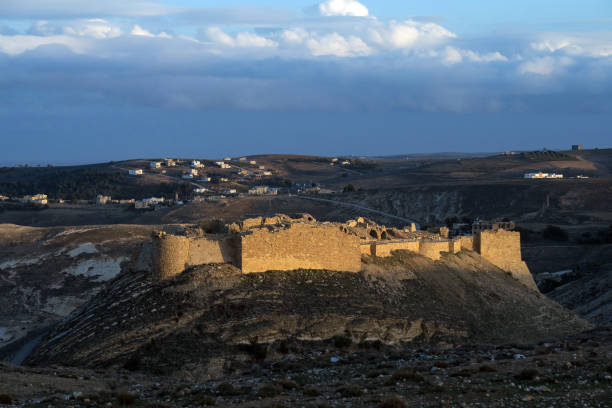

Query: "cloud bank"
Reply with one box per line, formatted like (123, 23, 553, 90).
(0, 0, 609, 116)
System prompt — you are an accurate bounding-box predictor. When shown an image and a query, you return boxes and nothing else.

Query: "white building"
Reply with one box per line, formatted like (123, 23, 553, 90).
(220, 177, 229, 182)
(150, 161, 161, 169)
(249, 160, 257, 165)
(215, 161, 231, 169)
(194, 188, 209, 194)
(96, 195, 111, 205)
(191, 160, 204, 168)
(224, 188, 237, 195)
(0, 195, 8, 201)
(239, 157, 247, 162)
(198, 177, 212, 182)
(129, 169, 143, 176)
(164, 158, 176, 167)
(224, 157, 232, 161)
(20, 194, 48, 205)
(183, 169, 198, 179)
(524, 172, 564, 179)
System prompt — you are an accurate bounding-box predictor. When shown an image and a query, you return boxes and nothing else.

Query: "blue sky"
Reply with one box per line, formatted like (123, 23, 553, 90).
(0, 0, 611, 164)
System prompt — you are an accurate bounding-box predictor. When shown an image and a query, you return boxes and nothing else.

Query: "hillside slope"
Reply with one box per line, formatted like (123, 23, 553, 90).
(25, 251, 591, 379)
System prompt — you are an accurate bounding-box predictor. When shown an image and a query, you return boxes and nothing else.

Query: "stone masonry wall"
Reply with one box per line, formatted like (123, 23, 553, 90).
(240, 223, 361, 274)
(459, 236, 474, 251)
(372, 241, 420, 257)
(476, 230, 537, 290)
(152, 235, 190, 281)
(187, 235, 239, 266)
(419, 240, 452, 261)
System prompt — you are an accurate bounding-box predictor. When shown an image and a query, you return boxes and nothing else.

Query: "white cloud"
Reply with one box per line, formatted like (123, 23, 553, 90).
(318, 0, 369, 17)
(0, 34, 87, 55)
(443, 46, 508, 65)
(205, 27, 277, 48)
(531, 33, 612, 58)
(368, 20, 456, 50)
(519, 56, 573, 75)
(64, 19, 121, 39)
(306, 32, 371, 57)
(131, 24, 171, 39)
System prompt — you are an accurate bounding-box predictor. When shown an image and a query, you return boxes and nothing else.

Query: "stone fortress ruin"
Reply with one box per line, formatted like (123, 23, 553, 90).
(151, 214, 536, 290)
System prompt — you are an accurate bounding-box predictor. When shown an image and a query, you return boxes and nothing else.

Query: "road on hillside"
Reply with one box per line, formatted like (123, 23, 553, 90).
(297, 195, 418, 226)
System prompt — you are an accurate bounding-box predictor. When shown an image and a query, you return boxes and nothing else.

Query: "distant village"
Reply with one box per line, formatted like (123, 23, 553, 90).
(0, 146, 596, 209)
(0, 156, 355, 210)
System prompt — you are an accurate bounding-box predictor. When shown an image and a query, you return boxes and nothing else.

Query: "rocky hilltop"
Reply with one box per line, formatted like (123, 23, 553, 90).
(25, 250, 591, 380)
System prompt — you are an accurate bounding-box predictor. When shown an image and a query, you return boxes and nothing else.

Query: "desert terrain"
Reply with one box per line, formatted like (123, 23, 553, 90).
(1, 148, 611, 407)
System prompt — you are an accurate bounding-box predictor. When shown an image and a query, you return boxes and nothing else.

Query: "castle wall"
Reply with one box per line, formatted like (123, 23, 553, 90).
(419, 240, 451, 261)
(459, 236, 474, 251)
(476, 230, 537, 290)
(360, 243, 373, 256)
(450, 238, 462, 254)
(240, 223, 361, 274)
(152, 235, 190, 281)
(371, 240, 420, 257)
(187, 235, 238, 266)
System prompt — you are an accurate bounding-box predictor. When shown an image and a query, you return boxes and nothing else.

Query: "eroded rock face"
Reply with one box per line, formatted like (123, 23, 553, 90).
(0, 224, 158, 351)
(25, 251, 591, 379)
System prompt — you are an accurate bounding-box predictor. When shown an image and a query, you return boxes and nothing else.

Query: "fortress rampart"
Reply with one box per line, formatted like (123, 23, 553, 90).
(150, 214, 537, 290)
(241, 223, 361, 274)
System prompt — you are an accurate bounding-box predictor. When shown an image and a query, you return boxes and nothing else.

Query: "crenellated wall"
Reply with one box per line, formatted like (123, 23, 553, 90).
(150, 215, 536, 291)
(240, 223, 361, 274)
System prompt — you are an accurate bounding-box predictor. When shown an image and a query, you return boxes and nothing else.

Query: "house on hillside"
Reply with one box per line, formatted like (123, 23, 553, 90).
(164, 158, 176, 167)
(150, 161, 161, 169)
(191, 160, 204, 168)
(215, 161, 231, 169)
(96, 195, 111, 205)
(183, 169, 198, 179)
(19, 194, 48, 205)
(129, 169, 143, 176)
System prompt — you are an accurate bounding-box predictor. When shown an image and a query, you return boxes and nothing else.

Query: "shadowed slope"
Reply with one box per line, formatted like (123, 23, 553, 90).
(25, 251, 591, 379)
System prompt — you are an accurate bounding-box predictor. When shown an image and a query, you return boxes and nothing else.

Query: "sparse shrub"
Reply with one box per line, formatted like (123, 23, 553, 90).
(479, 364, 497, 372)
(303, 387, 321, 397)
(245, 337, 268, 361)
(379, 396, 407, 408)
(542, 225, 569, 242)
(216, 382, 240, 396)
(123, 355, 141, 371)
(434, 361, 451, 369)
(0, 394, 12, 404)
(257, 384, 281, 398)
(359, 340, 382, 350)
(535, 347, 552, 355)
(337, 385, 364, 398)
(194, 395, 216, 406)
(390, 369, 425, 383)
(515, 368, 541, 381)
(277, 379, 298, 390)
(451, 368, 474, 378)
(333, 335, 352, 349)
(343, 184, 356, 192)
(278, 340, 289, 354)
(117, 392, 137, 406)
